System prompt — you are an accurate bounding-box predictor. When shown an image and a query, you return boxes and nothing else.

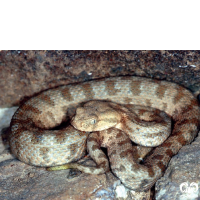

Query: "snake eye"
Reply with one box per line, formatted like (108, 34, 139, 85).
(91, 119, 96, 124)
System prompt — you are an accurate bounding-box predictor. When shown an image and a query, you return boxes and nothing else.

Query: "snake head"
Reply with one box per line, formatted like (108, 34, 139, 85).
(71, 107, 98, 131)
(71, 101, 121, 132)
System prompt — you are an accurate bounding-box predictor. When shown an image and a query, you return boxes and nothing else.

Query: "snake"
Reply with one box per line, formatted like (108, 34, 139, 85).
(50, 101, 171, 191)
(9, 76, 200, 191)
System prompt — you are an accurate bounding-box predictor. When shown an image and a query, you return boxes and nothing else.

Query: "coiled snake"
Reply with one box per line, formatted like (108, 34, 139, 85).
(9, 76, 200, 191)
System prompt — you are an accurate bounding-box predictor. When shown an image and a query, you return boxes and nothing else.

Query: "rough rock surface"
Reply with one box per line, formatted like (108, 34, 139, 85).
(155, 134, 200, 200)
(0, 158, 151, 200)
(0, 107, 18, 160)
(0, 158, 118, 200)
(1, 50, 200, 107)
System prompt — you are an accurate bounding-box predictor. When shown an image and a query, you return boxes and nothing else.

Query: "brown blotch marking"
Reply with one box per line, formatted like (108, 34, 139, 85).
(60, 87, 73, 101)
(151, 109, 161, 115)
(145, 99, 152, 107)
(130, 80, 142, 96)
(190, 98, 200, 107)
(82, 83, 95, 99)
(143, 161, 155, 176)
(156, 84, 168, 99)
(40, 111, 58, 128)
(175, 118, 193, 126)
(188, 117, 200, 126)
(173, 86, 185, 104)
(146, 167, 155, 177)
(116, 131, 123, 138)
(181, 104, 198, 116)
(161, 141, 172, 148)
(149, 113, 167, 124)
(120, 149, 133, 158)
(121, 116, 134, 133)
(118, 138, 131, 146)
(106, 130, 114, 135)
(151, 154, 164, 160)
(176, 135, 187, 146)
(39, 94, 55, 106)
(156, 161, 166, 173)
(166, 149, 174, 157)
(171, 129, 184, 137)
(132, 150, 141, 161)
(119, 165, 126, 172)
(20, 104, 41, 115)
(105, 80, 120, 96)
(148, 110, 161, 121)
(11, 118, 33, 128)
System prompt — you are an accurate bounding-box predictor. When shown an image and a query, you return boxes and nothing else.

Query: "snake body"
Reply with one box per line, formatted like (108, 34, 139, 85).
(72, 101, 172, 147)
(10, 76, 200, 191)
(69, 101, 172, 191)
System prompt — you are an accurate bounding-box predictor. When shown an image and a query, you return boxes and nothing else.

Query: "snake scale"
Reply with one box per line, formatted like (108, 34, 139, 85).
(9, 76, 200, 191)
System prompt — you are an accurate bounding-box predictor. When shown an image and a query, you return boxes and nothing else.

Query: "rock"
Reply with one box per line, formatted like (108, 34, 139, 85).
(0, 153, 151, 200)
(1, 50, 200, 107)
(155, 134, 200, 200)
(0, 158, 117, 200)
(0, 107, 18, 161)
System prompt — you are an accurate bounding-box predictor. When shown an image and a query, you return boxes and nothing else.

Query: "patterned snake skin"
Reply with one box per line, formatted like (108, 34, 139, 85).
(72, 101, 172, 147)
(10, 76, 200, 191)
(48, 104, 171, 176)
(68, 101, 172, 191)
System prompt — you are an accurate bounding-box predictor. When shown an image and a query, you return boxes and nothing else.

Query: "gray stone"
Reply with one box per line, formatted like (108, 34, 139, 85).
(155, 134, 200, 200)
